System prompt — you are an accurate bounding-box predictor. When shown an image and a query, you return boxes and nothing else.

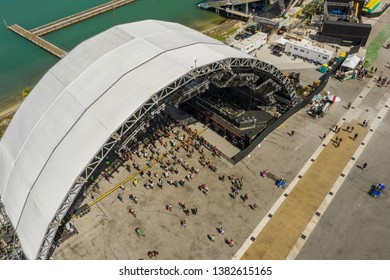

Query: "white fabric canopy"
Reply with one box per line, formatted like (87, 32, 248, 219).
(0, 20, 252, 259)
(341, 54, 362, 70)
(275, 36, 289, 45)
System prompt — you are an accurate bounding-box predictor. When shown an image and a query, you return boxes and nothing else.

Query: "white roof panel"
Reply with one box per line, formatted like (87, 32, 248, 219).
(0, 142, 12, 194)
(143, 30, 222, 52)
(67, 39, 161, 108)
(2, 72, 66, 159)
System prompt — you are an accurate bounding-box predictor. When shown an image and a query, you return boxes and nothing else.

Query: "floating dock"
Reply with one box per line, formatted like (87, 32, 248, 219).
(215, 7, 277, 26)
(199, 0, 260, 9)
(7, 0, 135, 58)
(8, 24, 67, 58)
(199, 0, 278, 26)
(30, 0, 135, 36)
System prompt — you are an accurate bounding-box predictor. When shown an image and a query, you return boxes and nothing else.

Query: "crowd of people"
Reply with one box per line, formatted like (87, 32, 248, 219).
(377, 75, 390, 87)
(84, 112, 256, 258)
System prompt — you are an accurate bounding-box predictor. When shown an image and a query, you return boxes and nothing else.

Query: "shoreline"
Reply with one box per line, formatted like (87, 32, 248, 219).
(0, 102, 22, 121)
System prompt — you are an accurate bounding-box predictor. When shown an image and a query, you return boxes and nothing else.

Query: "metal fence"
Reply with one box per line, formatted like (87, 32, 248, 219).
(317, 34, 345, 46)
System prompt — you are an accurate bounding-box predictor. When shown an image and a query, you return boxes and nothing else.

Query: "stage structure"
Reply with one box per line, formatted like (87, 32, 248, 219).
(0, 20, 297, 260)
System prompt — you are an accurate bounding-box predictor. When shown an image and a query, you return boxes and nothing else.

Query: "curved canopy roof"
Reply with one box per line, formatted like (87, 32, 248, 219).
(0, 20, 252, 259)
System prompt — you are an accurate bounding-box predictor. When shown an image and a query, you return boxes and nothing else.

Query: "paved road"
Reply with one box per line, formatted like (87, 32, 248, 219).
(297, 111, 390, 259)
(295, 9, 390, 260)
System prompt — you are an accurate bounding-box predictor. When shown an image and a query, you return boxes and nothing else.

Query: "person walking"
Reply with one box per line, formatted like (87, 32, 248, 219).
(260, 169, 269, 178)
(338, 137, 343, 147)
(347, 102, 351, 109)
(353, 133, 358, 141)
(290, 130, 295, 137)
(129, 208, 136, 218)
(362, 162, 367, 171)
(126, 164, 131, 172)
(180, 219, 187, 227)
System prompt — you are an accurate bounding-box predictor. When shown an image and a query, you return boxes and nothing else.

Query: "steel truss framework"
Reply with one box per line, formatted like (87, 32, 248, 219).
(36, 57, 297, 259)
(0, 197, 11, 232)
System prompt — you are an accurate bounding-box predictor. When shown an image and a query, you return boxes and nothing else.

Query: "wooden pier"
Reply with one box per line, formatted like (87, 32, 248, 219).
(8, 24, 67, 58)
(7, 0, 135, 58)
(30, 0, 135, 36)
(200, 0, 260, 9)
(216, 7, 277, 25)
(224, 7, 251, 19)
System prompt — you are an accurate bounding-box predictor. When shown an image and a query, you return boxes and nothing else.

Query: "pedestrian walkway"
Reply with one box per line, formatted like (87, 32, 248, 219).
(240, 120, 368, 259)
(8, 24, 67, 58)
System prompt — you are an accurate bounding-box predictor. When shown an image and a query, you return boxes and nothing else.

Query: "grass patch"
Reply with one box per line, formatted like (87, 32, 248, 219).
(365, 24, 390, 66)
(205, 26, 240, 42)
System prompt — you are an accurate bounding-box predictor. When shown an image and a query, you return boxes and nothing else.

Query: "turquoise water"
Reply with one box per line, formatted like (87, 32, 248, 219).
(0, 0, 223, 111)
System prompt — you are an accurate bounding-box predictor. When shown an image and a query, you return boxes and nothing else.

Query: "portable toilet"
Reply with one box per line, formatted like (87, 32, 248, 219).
(338, 52, 346, 62)
(320, 64, 328, 73)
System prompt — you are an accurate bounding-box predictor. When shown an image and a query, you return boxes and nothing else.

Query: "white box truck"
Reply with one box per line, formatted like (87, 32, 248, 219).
(231, 32, 268, 54)
(284, 40, 333, 64)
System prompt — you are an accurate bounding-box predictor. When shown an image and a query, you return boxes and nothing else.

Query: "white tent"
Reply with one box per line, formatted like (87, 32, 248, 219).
(274, 36, 288, 46)
(341, 54, 362, 70)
